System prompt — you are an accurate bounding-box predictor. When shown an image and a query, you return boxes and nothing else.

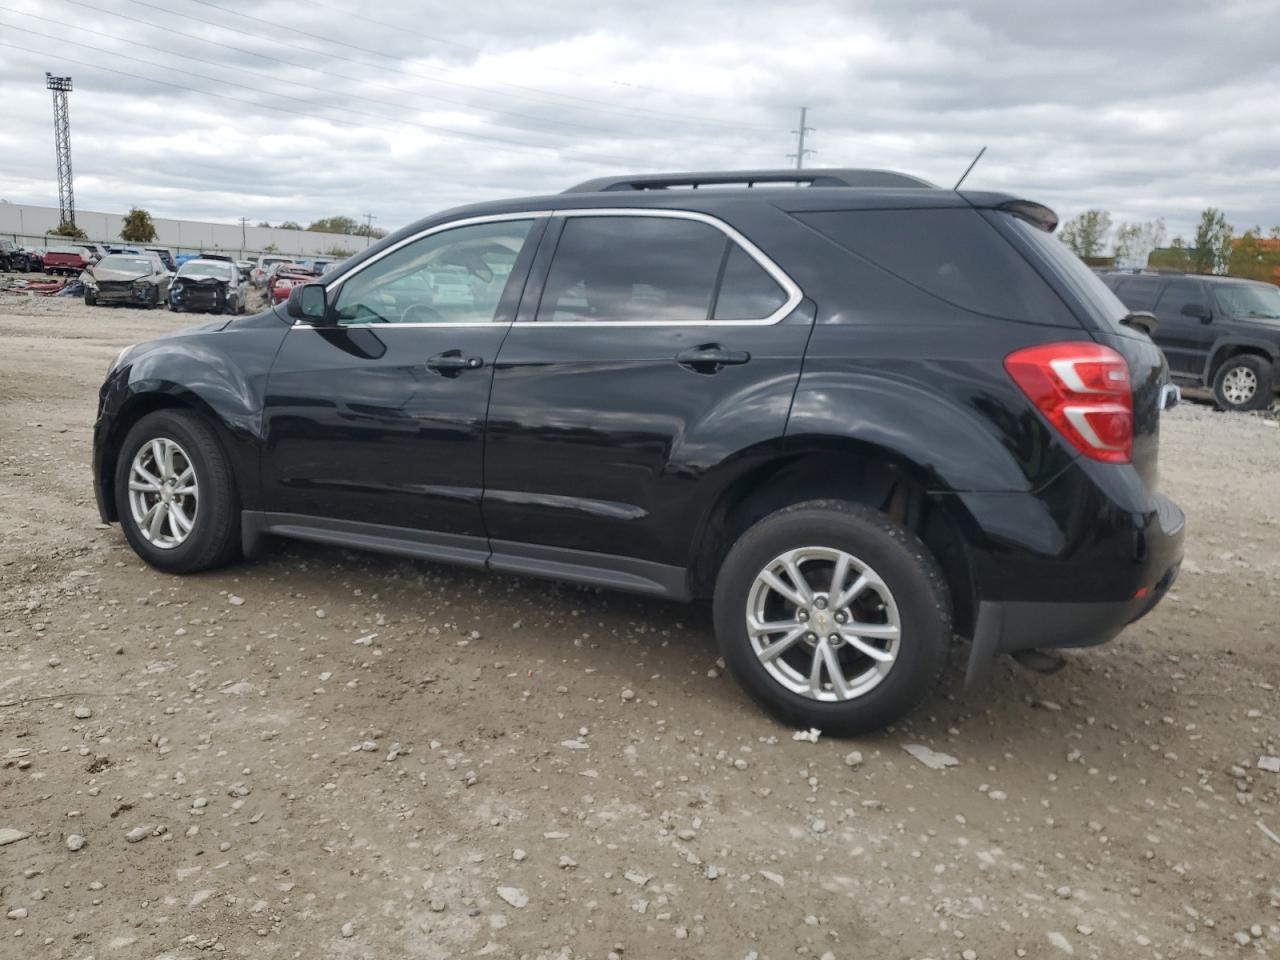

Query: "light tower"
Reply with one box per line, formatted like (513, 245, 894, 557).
(45, 73, 74, 227)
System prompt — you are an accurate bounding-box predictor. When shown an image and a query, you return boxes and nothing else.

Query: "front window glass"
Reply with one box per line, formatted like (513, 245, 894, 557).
(1213, 283, 1280, 320)
(537, 216, 727, 323)
(333, 220, 532, 325)
(97, 256, 152, 273)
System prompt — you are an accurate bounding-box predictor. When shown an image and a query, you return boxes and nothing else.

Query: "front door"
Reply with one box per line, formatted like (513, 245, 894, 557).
(1152, 278, 1214, 376)
(261, 215, 544, 557)
(482, 210, 813, 596)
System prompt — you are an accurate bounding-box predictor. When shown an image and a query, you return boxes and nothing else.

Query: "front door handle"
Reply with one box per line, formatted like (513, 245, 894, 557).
(675, 344, 751, 373)
(427, 350, 485, 376)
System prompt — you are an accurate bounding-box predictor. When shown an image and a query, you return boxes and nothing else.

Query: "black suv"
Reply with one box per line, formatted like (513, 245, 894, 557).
(0, 238, 33, 272)
(1101, 271, 1280, 411)
(92, 169, 1185, 733)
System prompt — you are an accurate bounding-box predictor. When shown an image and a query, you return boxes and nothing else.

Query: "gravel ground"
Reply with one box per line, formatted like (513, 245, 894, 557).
(1, 292, 1279, 960)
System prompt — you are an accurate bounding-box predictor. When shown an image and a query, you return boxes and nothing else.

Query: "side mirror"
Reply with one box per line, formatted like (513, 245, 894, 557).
(1181, 302, 1211, 323)
(287, 282, 328, 322)
(1120, 311, 1158, 337)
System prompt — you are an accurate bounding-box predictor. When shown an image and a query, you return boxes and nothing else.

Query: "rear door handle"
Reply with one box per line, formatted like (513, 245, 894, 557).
(427, 350, 485, 376)
(675, 344, 751, 372)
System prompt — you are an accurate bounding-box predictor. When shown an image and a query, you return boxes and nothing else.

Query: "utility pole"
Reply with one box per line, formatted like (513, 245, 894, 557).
(45, 73, 74, 227)
(787, 106, 815, 170)
(239, 216, 248, 256)
(363, 212, 376, 247)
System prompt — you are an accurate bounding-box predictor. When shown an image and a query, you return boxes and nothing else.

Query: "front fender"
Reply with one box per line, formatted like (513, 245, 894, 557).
(94, 318, 289, 519)
(1202, 335, 1280, 382)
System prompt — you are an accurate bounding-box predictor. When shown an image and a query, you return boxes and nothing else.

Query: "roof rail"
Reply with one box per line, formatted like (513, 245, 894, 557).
(562, 168, 935, 193)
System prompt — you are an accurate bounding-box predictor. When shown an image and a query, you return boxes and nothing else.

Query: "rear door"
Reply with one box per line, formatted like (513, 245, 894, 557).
(482, 209, 812, 596)
(261, 215, 544, 553)
(1152, 278, 1214, 377)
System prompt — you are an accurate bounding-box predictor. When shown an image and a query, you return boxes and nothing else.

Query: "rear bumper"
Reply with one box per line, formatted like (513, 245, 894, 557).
(952, 469, 1185, 681)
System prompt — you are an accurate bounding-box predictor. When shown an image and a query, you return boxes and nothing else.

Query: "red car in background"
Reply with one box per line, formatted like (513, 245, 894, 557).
(43, 245, 93, 275)
(266, 262, 319, 304)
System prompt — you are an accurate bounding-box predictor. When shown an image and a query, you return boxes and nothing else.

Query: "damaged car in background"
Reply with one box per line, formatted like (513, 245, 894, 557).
(82, 252, 173, 308)
(168, 257, 248, 314)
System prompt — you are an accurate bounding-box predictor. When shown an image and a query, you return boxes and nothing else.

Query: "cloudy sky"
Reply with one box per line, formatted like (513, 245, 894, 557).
(1, 0, 1278, 242)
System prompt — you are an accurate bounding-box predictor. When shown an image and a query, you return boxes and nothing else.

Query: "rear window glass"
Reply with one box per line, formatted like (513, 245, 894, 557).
(798, 208, 1073, 324)
(713, 245, 788, 320)
(1003, 215, 1130, 332)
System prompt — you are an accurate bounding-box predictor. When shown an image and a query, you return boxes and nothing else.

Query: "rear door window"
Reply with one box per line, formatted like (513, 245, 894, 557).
(713, 245, 788, 321)
(798, 207, 1075, 325)
(537, 215, 726, 323)
(1114, 277, 1165, 312)
(1154, 280, 1208, 318)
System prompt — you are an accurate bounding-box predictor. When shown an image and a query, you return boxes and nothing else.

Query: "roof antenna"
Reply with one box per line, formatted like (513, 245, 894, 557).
(953, 146, 987, 191)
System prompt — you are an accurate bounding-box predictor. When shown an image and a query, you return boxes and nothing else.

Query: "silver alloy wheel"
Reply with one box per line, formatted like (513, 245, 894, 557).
(128, 437, 199, 550)
(745, 546, 901, 702)
(1222, 366, 1258, 406)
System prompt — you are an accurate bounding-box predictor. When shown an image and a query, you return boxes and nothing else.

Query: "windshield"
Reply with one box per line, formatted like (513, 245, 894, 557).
(97, 256, 152, 273)
(1214, 283, 1280, 320)
(178, 260, 233, 279)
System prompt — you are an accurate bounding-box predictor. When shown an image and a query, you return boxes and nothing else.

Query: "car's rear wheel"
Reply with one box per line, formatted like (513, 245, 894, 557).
(1212, 355, 1273, 412)
(713, 501, 951, 735)
(114, 410, 240, 573)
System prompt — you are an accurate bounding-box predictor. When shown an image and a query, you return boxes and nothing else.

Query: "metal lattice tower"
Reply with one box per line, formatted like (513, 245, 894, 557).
(45, 73, 74, 227)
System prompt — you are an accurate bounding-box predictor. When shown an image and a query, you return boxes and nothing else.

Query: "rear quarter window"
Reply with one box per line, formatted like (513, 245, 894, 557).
(796, 207, 1076, 326)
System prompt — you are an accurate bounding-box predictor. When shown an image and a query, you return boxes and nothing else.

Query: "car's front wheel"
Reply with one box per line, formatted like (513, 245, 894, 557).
(114, 410, 240, 573)
(713, 501, 951, 735)
(1212, 355, 1273, 412)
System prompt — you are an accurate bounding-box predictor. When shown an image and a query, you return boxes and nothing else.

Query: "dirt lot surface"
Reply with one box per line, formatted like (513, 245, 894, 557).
(1, 293, 1278, 960)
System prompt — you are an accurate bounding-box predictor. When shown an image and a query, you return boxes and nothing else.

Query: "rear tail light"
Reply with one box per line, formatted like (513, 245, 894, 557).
(1004, 342, 1133, 464)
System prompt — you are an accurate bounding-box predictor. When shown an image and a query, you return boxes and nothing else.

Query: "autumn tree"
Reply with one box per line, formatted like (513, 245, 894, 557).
(120, 207, 158, 243)
(49, 221, 86, 240)
(1059, 210, 1113, 258)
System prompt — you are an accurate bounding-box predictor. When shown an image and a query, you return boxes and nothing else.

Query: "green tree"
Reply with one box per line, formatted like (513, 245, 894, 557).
(306, 215, 360, 235)
(1270, 225, 1280, 240)
(1112, 218, 1166, 268)
(257, 220, 272, 228)
(1059, 210, 1112, 258)
(278, 221, 302, 230)
(1148, 236, 1192, 272)
(49, 221, 87, 240)
(120, 207, 158, 243)
(324, 245, 356, 257)
(1191, 207, 1233, 274)
(262, 243, 279, 254)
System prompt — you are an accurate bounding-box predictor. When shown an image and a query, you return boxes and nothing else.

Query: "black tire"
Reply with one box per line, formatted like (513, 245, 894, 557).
(1212, 354, 1273, 412)
(84, 289, 96, 306)
(113, 410, 240, 574)
(713, 500, 951, 736)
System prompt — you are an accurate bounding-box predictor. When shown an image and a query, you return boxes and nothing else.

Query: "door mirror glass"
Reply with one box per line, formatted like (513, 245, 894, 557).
(288, 282, 328, 322)
(1180, 302, 1211, 322)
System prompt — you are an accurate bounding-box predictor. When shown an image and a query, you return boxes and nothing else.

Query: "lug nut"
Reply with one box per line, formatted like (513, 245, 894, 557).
(834, 611, 847, 624)
(797, 610, 809, 622)
(814, 597, 828, 610)
(805, 632, 818, 643)
(828, 634, 840, 644)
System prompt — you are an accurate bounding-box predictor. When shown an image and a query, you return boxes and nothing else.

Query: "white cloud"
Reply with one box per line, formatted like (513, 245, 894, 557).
(0, 0, 1277, 241)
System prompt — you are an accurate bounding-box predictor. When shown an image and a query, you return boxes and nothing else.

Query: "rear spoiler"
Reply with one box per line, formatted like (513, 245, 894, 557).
(996, 199, 1059, 233)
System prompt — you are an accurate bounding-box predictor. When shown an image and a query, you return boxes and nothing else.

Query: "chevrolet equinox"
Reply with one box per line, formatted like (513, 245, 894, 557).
(92, 168, 1186, 733)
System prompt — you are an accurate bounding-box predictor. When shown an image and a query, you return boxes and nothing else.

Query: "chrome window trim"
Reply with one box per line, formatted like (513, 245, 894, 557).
(532, 208, 801, 327)
(290, 206, 803, 331)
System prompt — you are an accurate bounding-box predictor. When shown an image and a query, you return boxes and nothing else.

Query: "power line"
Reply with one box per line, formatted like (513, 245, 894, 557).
(300, 0, 758, 110)
(787, 107, 815, 170)
(175, 0, 770, 133)
(0, 39, 633, 168)
(8, 7, 610, 144)
(1, 24, 637, 164)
